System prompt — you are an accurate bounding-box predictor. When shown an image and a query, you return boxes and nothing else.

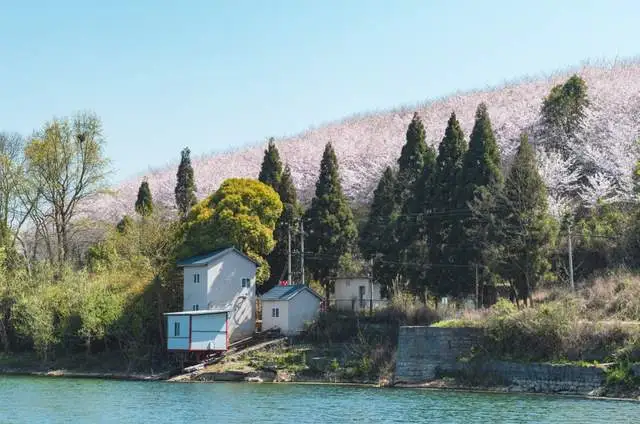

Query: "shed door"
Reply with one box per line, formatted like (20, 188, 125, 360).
(190, 313, 228, 351)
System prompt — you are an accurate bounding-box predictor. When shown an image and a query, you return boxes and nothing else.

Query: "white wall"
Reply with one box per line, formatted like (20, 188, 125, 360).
(190, 313, 227, 351)
(261, 300, 289, 334)
(183, 266, 208, 311)
(166, 315, 190, 350)
(206, 251, 257, 342)
(334, 277, 385, 311)
(287, 291, 321, 335)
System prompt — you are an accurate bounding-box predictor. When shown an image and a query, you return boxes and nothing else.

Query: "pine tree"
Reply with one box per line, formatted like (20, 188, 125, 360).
(476, 134, 556, 305)
(304, 142, 358, 301)
(135, 180, 153, 217)
(400, 146, 438, 295)
(174, 147, 198, 218)
(540, 74, 589, 153)
(457, 104, 504, 296)
(428, 112, 468, 297)
(360, 166, 396, 261)
(263, 164, 301, 293)
(396, 112, 427, 205)
(258, 138, 283, 193)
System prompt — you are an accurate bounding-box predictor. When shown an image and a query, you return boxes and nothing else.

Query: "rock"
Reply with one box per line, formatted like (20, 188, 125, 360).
(246, 376, 263, 383)
(197, 371, 247, 382)
(275, 370, 293, 382)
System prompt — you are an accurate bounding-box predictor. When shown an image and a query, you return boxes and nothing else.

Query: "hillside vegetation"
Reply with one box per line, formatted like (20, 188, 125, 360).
(92, 61, 640, 221)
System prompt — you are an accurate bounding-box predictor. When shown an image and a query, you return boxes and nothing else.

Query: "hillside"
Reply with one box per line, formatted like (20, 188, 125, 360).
(89, 61, 640, 222)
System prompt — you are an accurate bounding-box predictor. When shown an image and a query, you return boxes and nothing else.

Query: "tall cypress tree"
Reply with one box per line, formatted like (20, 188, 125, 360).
(175, 147, 197, 218)
(305, 142, 358, 301)
(258, 138, 283, 193)
(429, 112, 468, 297)
(360, 166, 396, 261)
(484, 134, 556, 305)
(456, 104, 504, 295)
(396, 112, 427, 205)
(262, 164, 301, 293)
(135, 180, 154, 217)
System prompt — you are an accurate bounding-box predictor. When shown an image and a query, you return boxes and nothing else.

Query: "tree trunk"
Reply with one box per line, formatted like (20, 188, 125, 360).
(0, 317, 10, 353)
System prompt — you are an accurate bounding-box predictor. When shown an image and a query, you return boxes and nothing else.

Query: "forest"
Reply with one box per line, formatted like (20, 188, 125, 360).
(1, 74, 640, 371)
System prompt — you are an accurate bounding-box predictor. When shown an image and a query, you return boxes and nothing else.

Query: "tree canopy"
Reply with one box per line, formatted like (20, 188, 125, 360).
(179, 178, 283, 284)
(174, 147, 197, 218)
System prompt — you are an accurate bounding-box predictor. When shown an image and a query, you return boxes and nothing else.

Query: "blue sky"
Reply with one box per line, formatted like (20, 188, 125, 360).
(1, 0, 639, 183)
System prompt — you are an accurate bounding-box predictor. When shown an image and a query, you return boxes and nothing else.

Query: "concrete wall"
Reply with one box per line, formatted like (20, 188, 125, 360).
(395, 326, 482, 383)
(395, 326, 607, 394)
(287, 290, 321, 335)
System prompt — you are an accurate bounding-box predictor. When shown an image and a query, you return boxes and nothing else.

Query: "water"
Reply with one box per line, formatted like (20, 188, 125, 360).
(0, 376, 638, 424)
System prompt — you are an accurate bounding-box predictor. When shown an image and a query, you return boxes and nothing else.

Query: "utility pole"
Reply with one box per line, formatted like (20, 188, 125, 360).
(475, 264, 479, 309)
(287, 225, 292, 285)
(300, 220, 305, 286)
(568, 224, 574, 291)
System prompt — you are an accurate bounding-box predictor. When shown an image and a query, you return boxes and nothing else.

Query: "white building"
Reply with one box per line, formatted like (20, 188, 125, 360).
(333, 276, 387, 312)
(260, 285, 322, 336)
(168, 247, 258, 347)
(164, 309, 229, 352)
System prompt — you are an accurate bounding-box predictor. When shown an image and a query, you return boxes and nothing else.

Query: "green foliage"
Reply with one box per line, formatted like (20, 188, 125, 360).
(540, 74, 589, 152)
(396, 112, 428, 206)
(429, 112, 468, 297)
(360, 166, 396, 261)
(135, 180, 154, 217)
(304, 142, 358, 299)
(258, 138, 283, 192)
(264, 162, 301, 291)
(174, 147, 197, 218)
(24, 112, 110, 262)
(180, 178, 283, 284)
(116, 215, 134, 234)
(474, 134, 557, 304)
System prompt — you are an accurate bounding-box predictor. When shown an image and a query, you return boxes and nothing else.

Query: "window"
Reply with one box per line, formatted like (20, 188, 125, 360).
(192, 304, 199, 311)
(174, 322, 180, 337)
(272, 307, 279, 318)
(242, 278, 251, 288)
(193, 273, 200, 283)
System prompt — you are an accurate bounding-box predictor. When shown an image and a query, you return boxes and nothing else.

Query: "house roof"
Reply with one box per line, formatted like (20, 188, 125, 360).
(163, 308, 231, 316)
(261, 285, 323, 302)
(176, 247, 260, 267)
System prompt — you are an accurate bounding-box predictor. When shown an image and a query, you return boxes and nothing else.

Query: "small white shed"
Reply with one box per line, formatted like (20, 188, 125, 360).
(164, 309, 230, 352)
(260, 285, 322, 336)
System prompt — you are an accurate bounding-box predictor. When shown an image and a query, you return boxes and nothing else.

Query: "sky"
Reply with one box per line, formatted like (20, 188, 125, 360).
(1, 0, 639, 183)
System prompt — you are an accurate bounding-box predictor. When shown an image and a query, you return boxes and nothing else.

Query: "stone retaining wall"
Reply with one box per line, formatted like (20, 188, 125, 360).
(394, 326, 607, 394)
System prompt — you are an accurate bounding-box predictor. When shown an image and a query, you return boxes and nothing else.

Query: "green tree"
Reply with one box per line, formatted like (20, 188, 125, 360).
(360, 166, 396, 261)
(24, 113, 110, 263)
(428, 112, 468, 297)
(540, 74, 589, 153)
(457, 103, 504, 294)
(264, 164, 301, 291)
(180, 178, 283, 284)
(396, 112, 428, 206)
(304, 142, 358, 301)
(258, 138, 283, 193)
(116, 215, 134, 234)
(174, 147, 197, 218)
(399, 145, 438, 296)
(135, 180, 154, 217)
(472, 134, 556, 305)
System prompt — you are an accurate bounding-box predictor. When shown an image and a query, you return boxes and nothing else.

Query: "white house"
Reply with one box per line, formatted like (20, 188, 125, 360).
(260, 285, 323, 336)
(166, 247, 259, 349)
(333, 276, 387, 312)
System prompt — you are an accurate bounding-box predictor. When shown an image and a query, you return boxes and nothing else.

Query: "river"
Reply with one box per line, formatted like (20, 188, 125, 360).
(0, 376, 638, 423)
